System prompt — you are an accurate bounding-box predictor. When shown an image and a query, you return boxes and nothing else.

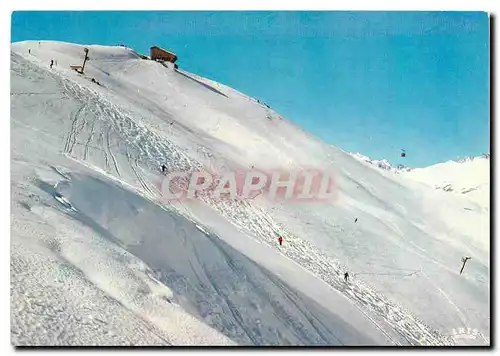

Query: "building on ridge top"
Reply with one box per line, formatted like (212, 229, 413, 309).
(150, 46, 178, 63)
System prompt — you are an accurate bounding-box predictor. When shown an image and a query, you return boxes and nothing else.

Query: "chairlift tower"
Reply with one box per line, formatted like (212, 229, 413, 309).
(81, 48, 89, 74)
(70, 47, 90, 74)
(460, 256, 471, 275)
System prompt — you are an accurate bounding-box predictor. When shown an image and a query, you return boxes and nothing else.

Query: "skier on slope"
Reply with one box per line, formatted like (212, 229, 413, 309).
(161, 164, 167, 175)
(278, 235, 283, 246)
(50, 59, 54, 69)
(344, 272, 349, 282)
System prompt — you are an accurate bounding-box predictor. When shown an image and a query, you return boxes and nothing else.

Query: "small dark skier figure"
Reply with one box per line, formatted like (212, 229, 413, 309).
(161, 164, 167, 175)
(278, 235, 283, 246)
(354, 218, 358, 223)
(28, 49, 31, 54)
(344, 272, 349, 282)
(50, 59, 54, 69)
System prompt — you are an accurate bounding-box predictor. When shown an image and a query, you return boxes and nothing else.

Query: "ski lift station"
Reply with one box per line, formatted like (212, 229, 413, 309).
(150, 46, 178, 63)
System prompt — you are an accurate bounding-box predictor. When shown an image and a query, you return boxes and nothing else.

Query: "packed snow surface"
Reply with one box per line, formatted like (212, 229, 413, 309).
(402, 157, 490, 209)
(11, 41, 490, 346)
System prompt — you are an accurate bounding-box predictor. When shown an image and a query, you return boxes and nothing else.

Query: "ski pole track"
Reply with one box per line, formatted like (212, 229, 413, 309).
(131, 159, 155, 198)
(421, 271, 468, 327)
(254, 265, 344, 345)
(106, 126, 121, 177)
(29, 53, 454, 346)
(56, 73, 193, 190)
(64, 104, 86, 155)
(99, 130, 110, 170)
(189, 246, 260, 345)
(83, 120, 96, 161)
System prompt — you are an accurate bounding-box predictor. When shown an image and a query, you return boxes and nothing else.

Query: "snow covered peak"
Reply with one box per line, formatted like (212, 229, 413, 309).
(457, 153, 490, 163)
(350, 152, 412, 173)
(402, 154, 490, 207)
(350, 150, 489, 207)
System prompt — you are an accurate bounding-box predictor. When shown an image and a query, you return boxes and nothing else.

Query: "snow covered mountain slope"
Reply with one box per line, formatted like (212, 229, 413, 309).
(402, 156, 490, 209)
(11, 41, 490, 346)
(350, 152, 398, 172)
(350, 152, 490, 210)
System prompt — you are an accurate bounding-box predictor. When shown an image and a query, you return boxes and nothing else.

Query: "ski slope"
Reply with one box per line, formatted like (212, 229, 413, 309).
(402, 156, 490, 209)
(10, 41, 490, 346)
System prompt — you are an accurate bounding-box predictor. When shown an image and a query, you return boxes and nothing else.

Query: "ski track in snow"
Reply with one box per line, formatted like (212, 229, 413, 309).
(421, 271, 467, 327)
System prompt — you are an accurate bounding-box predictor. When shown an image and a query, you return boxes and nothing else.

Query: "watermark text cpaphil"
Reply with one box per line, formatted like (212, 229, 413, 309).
(158, 168, 338, 203)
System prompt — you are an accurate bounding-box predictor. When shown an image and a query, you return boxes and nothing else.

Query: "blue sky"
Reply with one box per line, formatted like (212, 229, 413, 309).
(11, 11, 490, 167)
